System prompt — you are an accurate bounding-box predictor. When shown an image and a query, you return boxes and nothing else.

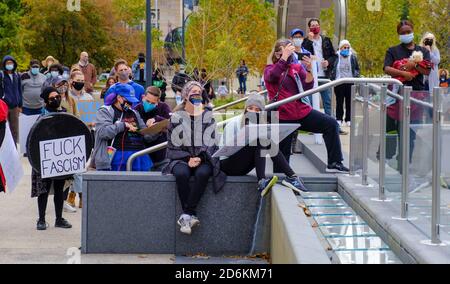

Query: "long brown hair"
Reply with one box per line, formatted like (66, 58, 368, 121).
(271, 39, 293, 64)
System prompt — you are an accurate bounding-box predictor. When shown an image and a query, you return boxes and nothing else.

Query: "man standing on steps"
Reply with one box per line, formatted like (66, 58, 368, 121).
(302, 18, 347, 135)
(302, 18, 336, 117)
(72, 51, 97, 94)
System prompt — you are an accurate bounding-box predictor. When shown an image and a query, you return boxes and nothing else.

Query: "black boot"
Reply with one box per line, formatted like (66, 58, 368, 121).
(36, 219, 48, 231)
(55, 218, 72, 229)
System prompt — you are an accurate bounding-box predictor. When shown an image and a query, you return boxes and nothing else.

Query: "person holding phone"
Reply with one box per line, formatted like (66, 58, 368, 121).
(264, 39, 349, 173)
(420, 32, 440, 93)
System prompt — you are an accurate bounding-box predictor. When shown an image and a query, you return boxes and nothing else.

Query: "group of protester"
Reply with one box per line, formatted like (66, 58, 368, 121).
(0, 16, 446, 237)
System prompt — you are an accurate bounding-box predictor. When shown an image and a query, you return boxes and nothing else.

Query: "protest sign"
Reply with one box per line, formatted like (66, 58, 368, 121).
(77, 100, 103, 124)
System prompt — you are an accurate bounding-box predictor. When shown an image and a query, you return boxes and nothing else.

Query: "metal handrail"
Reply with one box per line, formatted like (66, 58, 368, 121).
(368, 83, 433, 109)
(265, 77, 402, 111)
(126, 115, 239, 171)
(212, 90, 267, 112)
(126, 77, 403, 171)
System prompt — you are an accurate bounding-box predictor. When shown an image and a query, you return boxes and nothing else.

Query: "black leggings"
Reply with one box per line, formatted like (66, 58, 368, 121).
(335, 83, 352, 122)
(278, 109, 343, 169)
(38, 179, 65, 222)
(173, 162, 213, 216)
(220, 145, 295, 180)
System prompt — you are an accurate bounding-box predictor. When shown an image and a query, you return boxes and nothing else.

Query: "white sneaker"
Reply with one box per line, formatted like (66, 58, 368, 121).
(337, 120, 343, 127)
(345, 121, 351, 127)
(190, 216, 200, 228)
(177, 215, 192, 235)
(63, 201, 77, 213)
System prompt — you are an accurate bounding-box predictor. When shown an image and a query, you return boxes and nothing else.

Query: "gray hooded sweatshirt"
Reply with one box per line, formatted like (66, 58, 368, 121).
(92, 105, 158, 170)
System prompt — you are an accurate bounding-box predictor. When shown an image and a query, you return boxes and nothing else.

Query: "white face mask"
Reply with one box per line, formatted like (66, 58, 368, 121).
(293, 38, 303, 47)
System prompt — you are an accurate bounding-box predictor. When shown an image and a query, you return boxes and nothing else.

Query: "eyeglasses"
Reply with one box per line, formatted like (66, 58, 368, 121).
(341, 47, 350, 50)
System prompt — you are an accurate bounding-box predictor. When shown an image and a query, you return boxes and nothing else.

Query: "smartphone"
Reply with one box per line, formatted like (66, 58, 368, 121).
(296, 52, 311, 59)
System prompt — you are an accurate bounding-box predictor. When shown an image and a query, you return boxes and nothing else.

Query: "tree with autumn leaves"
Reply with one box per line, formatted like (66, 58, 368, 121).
(185, 0, 276, 86)
(320, 0, 449, 76)
(6, 0, 164, 71)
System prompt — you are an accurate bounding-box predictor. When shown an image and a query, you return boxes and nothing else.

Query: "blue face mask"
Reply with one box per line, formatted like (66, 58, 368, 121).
(31, 67, 40, 75)
(400, 33, 414, 44)
(340, 49, 350, 57)
(143, 101, 157, 113)
(5, 64, 14, 71)
(51, 71, 59, 78)
(189, 97, 203, 106)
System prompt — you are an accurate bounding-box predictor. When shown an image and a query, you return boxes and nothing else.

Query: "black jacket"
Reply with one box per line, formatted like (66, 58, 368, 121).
(302, 36, 337, 78)
(329, 54, 361, 81)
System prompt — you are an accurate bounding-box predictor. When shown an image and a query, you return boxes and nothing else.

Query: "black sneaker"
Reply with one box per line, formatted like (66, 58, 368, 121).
(327, 162, 349, 173)
(36, 220, 48, 231)
(55, 218, 72, 229)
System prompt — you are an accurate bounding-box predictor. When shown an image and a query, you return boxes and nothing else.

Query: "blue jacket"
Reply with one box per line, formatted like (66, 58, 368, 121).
(1, 56, 22, 108)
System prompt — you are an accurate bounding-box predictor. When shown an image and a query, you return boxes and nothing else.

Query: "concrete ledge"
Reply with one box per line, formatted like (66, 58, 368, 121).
(82, 171, 270, 255)
(271, 184, 331, 264)
(298, 135, 350, 173)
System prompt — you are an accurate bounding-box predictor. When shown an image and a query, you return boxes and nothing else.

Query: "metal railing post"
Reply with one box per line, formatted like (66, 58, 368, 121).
(400, 86, 412, 219)
(349, 84, 358, 176)
(373, 84, 390, 201)
(361, 84, 370, 186)
(431, 87, 443, 244)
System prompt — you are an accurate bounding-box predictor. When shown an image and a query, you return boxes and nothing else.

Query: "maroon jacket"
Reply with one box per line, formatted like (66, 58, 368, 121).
(264, 59, 314, 121)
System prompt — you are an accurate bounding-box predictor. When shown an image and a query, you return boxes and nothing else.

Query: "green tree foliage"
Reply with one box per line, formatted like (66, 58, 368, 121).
(22, 0, 115, 68)
(321, 0, 449, 75)
(322, 0, 404, 76)
(185, 0, 276, 83)
(0, 0, 29, 69)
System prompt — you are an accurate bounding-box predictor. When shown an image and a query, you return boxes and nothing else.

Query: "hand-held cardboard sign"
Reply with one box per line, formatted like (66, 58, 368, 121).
(27, 113, 94, 179)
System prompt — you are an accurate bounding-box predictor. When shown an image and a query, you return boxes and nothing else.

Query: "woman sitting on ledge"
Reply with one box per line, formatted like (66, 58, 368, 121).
(163, 81, 226, 235)
(219, 93, 309, 197)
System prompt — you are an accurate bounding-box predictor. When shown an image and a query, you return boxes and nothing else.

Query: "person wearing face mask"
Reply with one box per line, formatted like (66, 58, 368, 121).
(54, 77, 78, 117)
(383, 20, 431, 174)
(0, 55, 22, 144)
(41, 63, 64, 91)
(20, 60, 46, 115)
(219, 94, 309, 196)
(104, 60, 145, 105)
(131, 52, 147, 87)
(40, 56, 58, 75)
(69, 71, 94, 102)
(32, 87, 72, 230)
(151, 68, 168, 102)
(134, 86, 172, 168)
(289, 28, 311, 64)
(265, 39, 349, 173)
(420, 32, 441, 93)
(163, 81, 226, 235)
(71, 51, 97, 93)
(92, 83, 157, 171)
(301, 18, 337, 117)
(330, 40, 360, 127)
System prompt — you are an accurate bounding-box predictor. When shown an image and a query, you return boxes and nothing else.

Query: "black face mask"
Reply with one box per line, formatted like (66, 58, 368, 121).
(121, 101, 131, 112)
(47, 96, 61, 110)
(72, 82, 85, 91)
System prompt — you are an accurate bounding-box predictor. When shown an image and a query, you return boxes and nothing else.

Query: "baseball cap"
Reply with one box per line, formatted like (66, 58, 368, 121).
(290, 28, 304, 37)
(114, 83, 138, 104)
